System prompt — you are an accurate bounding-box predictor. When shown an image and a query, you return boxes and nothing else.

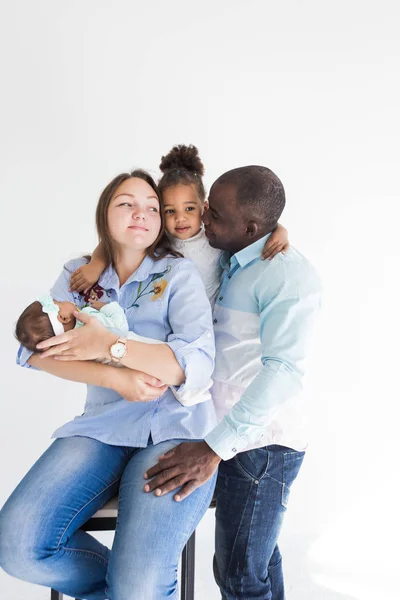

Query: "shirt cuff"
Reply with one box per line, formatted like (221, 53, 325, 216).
(205, 419, 250, 461)
(170, 379, 212, 406)
(167, 330, 214, 397)
(16, 344, 34, 369)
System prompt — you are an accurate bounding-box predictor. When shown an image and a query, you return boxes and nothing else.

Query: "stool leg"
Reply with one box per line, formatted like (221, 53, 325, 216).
(181, 530, 196, 600)
(51, 529, 195, 600)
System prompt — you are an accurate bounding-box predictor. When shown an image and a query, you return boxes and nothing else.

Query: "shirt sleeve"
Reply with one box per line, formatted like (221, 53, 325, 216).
(16, 258, 88, 369)
(165, 259, 215, 403)
(205, 268, 322, 461)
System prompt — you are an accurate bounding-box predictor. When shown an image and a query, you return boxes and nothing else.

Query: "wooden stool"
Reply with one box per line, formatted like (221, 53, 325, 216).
(50, 496, 196, 600)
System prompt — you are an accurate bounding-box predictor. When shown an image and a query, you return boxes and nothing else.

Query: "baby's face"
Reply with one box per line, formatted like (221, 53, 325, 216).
(163, 184, 204, 240)
(54, 300, 77, 331)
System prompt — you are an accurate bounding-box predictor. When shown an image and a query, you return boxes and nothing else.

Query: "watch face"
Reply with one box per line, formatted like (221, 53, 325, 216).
(112, 342, 126, 359)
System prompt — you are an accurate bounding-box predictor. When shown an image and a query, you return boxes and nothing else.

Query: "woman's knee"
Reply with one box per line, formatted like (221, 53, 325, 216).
(107, 562, 178, 600)
(0, 495, 51, 578)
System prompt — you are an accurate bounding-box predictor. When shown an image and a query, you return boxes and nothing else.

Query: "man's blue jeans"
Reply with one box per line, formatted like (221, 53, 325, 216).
(214, 445, 305, 600)
(0, 436, 216, 600)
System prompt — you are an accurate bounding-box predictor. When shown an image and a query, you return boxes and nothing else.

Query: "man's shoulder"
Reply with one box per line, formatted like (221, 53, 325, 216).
(255, 246, 321, 296)
(279, 246, 319, 276)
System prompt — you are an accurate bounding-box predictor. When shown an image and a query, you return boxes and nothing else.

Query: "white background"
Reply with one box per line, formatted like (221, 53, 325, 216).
(0, 1, 399, 598)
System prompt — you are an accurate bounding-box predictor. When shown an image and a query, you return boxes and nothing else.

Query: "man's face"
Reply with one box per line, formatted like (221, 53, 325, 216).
(202, 182, 247, 253)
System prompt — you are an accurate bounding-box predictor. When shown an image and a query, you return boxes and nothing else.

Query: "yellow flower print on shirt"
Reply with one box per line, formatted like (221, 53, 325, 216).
(151, 278, 168, 301)
(128, 266, 171, 309)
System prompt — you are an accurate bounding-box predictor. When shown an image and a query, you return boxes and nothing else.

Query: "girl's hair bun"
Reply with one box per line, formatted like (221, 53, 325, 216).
(159, 145, 205, 177)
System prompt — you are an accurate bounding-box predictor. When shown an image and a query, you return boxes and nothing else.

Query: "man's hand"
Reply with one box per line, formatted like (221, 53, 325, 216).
(108, 367, 168, 402)
(144, 441, 221, 502)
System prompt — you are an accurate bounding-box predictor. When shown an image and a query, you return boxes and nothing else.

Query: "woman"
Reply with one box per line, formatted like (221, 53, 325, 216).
(0, 170, 217, 599)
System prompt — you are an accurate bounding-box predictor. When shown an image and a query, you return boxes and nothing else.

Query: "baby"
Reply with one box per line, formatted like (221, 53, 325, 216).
(15, 294, 203, 406)
(15, 294, 160, 353)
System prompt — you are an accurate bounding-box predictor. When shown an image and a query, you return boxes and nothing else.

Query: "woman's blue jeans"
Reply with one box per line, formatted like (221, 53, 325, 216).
(0, 436, 216, 600)
(214, 445, 305, 600)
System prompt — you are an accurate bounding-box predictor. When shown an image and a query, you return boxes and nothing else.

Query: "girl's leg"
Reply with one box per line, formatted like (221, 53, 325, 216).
(0, 436, 129, 600)
(106, 439, 217, 600)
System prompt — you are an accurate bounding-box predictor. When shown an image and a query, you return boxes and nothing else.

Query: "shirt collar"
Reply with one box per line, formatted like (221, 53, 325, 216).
(232, 233, 272, 269)
(99, 254, 167, 290)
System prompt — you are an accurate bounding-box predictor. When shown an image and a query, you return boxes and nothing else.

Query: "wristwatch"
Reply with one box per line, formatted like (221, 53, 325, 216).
(110, 337, 128, 363)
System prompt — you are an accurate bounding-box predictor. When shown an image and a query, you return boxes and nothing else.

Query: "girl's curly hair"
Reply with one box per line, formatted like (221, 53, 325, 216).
(158, 144, 206, 202)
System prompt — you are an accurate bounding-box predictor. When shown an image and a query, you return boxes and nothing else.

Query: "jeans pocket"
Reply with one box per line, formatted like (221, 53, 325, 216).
(235, 447, 270, 481)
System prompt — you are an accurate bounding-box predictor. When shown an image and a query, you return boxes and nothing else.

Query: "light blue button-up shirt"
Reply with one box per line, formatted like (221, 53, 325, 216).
(17, 255, 217, 447)
(205, 234, 322, 461)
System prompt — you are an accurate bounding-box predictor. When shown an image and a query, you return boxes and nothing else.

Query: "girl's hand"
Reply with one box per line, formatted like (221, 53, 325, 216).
(69, 262, 103, 294)
(36, 311, 115, 361)
(89, 300, 107, 311)
(110, 368, 168, 402)
(261, 223, 290, 260)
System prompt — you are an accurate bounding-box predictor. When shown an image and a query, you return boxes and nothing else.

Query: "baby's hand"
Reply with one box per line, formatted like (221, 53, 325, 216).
(262, 223, 290, 260)
(89, 300, 107, 311)
(69, 263, 102, 294)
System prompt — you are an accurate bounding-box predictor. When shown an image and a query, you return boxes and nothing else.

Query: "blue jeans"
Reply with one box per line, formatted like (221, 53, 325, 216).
(214, 445, 305, 600)
(0, 436, 216, 600)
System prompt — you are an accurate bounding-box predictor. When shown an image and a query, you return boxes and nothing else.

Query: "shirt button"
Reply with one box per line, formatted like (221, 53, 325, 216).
(228, 275, 232, 279)
(213, 319, 218, 324)
(254, 480, 259, 485)
(219, 296, 223, 301)
(232, 447, 237, 452)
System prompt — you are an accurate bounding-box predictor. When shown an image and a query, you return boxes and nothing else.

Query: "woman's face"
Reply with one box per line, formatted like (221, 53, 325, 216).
(107, 177, 162, 252)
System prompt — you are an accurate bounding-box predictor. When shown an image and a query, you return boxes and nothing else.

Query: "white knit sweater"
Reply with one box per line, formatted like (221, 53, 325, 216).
(168, 225, 223, 307)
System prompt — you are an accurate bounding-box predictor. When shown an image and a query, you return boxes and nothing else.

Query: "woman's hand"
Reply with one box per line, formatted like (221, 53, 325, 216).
(36, 311, 116, 361)
(69, 262, 103, 294)
(261, 223, 290, 260)
(109, 368, 168, 402)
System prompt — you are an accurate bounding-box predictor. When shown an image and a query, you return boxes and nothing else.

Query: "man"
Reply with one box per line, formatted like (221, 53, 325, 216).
(144, 165, 321, 599)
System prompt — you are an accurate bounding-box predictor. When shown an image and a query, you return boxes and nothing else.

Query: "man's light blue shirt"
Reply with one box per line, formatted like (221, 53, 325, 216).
(205, 234, 322, 461)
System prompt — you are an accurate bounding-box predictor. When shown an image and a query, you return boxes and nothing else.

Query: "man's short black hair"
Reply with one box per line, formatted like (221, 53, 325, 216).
(215, 165, 286, 231)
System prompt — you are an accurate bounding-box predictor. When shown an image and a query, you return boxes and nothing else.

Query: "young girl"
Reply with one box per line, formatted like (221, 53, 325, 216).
(69, 145, 289, 305)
